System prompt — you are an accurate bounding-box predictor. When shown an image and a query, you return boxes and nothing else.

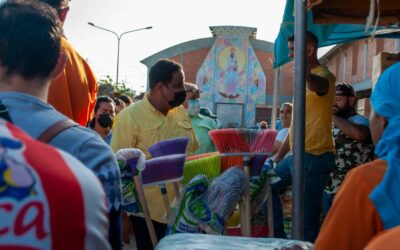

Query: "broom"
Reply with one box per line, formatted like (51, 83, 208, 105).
(148, 137, 189, 197)
(209, 128, 277, 236)
(148, 137, 189, 157)
(142, 154, 186, 216)
(182, 154, 221, 185)
(115, 148, 158, 248)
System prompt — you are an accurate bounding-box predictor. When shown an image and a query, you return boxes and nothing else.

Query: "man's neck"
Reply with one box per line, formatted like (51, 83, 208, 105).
(0, 75, 49, 101)
(148, 92, 169, 116)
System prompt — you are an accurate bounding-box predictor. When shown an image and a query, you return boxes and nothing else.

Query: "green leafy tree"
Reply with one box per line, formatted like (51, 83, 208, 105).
(97, 75, 137, 98)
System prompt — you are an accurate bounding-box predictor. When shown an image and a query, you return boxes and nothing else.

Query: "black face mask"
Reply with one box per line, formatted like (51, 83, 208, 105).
(163, 86, 187, 108)
(97, 114, 113, 128)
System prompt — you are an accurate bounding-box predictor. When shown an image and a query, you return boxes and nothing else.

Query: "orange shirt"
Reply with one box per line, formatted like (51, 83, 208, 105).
(364, 226, 400, 250)
(47, 37, 98, 126)
(314, 160, 386, 250)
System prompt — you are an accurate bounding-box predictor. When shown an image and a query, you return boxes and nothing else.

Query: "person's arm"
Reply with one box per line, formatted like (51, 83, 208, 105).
(333, 115, 371, 142)
(314, 167, 383, 250)
(273, 134, 290, 163)
(271, 140, 282, 155)
(306, 70, 330, 96)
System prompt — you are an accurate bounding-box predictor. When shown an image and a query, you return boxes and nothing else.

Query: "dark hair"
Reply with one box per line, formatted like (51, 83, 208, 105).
(149, 59, 183, 90)
(0, 0, 62, 80)
(118, 94, 132, 106)
(94, 96, 114, 113)
(88, 96, 114, 128)
(36, 0, 69, 11)
(288, 31, 318, 46)
(113, 98, 122, 106)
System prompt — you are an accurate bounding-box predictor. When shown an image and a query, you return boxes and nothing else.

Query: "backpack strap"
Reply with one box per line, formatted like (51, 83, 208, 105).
(0, 101, 13, 123)
(37, 119, 78, 143)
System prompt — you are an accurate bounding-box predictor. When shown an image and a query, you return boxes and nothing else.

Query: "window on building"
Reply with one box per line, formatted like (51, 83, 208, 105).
(396, 39, 400, 52)
(363, 40, 368, 80)
(352, 45, 359, 75)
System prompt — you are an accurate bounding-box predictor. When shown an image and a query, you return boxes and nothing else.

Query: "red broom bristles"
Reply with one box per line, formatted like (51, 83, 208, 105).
(209, 129, 278, 154)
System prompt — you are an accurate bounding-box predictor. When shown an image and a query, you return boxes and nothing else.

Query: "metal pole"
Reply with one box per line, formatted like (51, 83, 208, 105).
(116, 37, 121, 86)
(271, 67, 281, 130)
(292, 0, 307, 241)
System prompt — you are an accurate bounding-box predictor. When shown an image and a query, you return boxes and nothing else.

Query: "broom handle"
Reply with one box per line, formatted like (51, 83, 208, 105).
(160, 184, 171, 214)
(134, 176, 158, 248)
(239, 198, 246, 236)
(243, 156, 251, 237)
(173, 182, 180, 200)
(267, 178, 274, 237)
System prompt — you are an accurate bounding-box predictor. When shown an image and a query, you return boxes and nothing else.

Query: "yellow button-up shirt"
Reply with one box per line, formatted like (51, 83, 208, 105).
(111, 94, 198, 223)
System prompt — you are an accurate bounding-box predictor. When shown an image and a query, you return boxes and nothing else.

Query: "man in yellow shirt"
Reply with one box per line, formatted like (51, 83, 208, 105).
(271, 32, 336, 242)
(39, 0, 98, 127)
(111, 59, 198, 250)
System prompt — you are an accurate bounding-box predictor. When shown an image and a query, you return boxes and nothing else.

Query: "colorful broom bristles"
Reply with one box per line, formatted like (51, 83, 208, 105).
(148, 137, 189, 158)
(186, 152, 243, 173)
(182, 154, 221, 184)
(209, 128, 278, 154)
(141, 154, 186, 185)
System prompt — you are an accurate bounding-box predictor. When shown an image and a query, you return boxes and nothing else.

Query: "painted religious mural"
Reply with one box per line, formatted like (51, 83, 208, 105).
(196, 27, 267, 127)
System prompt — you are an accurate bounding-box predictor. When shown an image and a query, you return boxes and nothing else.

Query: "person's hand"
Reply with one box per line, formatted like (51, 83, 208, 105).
(122, 212, 133, 244)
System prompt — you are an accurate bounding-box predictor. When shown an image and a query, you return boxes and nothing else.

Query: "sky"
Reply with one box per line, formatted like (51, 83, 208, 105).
(63, 0, 287, 92)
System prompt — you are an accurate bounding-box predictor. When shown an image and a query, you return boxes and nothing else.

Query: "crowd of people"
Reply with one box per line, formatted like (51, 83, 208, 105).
(0, 0, 399, 250)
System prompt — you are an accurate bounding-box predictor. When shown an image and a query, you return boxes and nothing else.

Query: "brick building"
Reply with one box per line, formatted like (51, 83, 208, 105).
(141, 26, 294, 127)
(321, 38, 400, 117)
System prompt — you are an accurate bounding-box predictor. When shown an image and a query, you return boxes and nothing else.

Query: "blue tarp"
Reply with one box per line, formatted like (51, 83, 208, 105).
(274, 0, 400, 68)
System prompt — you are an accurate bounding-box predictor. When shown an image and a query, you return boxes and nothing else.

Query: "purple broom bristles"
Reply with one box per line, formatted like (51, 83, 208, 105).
(142, 154, 186, 185)
(148, 137, 189, 157)
(249, 155, 269, 176)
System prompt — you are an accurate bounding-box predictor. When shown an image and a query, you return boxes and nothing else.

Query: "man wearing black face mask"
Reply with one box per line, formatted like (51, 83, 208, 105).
(322, 83, 374, 215)
(89, 96, 115, 144)
(111, 59, 198, 250)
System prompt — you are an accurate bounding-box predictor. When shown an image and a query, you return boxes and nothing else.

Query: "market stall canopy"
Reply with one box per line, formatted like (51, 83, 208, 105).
(274, 0, 400, 67)
(308, 0, 400, 25)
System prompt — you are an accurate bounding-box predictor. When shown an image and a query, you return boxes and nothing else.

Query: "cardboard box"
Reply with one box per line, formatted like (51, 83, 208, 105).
(372, 52, 400, 87)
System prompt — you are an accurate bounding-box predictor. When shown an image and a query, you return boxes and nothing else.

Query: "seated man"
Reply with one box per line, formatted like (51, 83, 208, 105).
(0, 1, 122, 248)
(111, 59, 198, 250)
(0, 2, 109, 249)
(315, 62, 400, 249)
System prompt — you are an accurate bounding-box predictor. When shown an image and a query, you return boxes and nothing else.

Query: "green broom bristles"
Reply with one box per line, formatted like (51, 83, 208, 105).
(182, 154, 221, 184)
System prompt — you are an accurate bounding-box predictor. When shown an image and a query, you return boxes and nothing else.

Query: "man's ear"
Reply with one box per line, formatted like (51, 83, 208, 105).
(50, 53, 67, 80)
(307, 44, 315, 58)
(349, 96, 357, 107)
(58, 7, 69, 23)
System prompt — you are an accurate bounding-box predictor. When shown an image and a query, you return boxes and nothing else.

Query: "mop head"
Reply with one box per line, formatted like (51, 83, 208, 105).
(167, 167, 246, 235)
(115, 148, 146, 214)
(148, 137, 189, 157)
(182, 154, 221, 184)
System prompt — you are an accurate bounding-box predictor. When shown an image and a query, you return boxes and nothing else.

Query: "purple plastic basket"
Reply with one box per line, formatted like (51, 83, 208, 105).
(148, 137, 189, 158)
(142, 154, 186, 185)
